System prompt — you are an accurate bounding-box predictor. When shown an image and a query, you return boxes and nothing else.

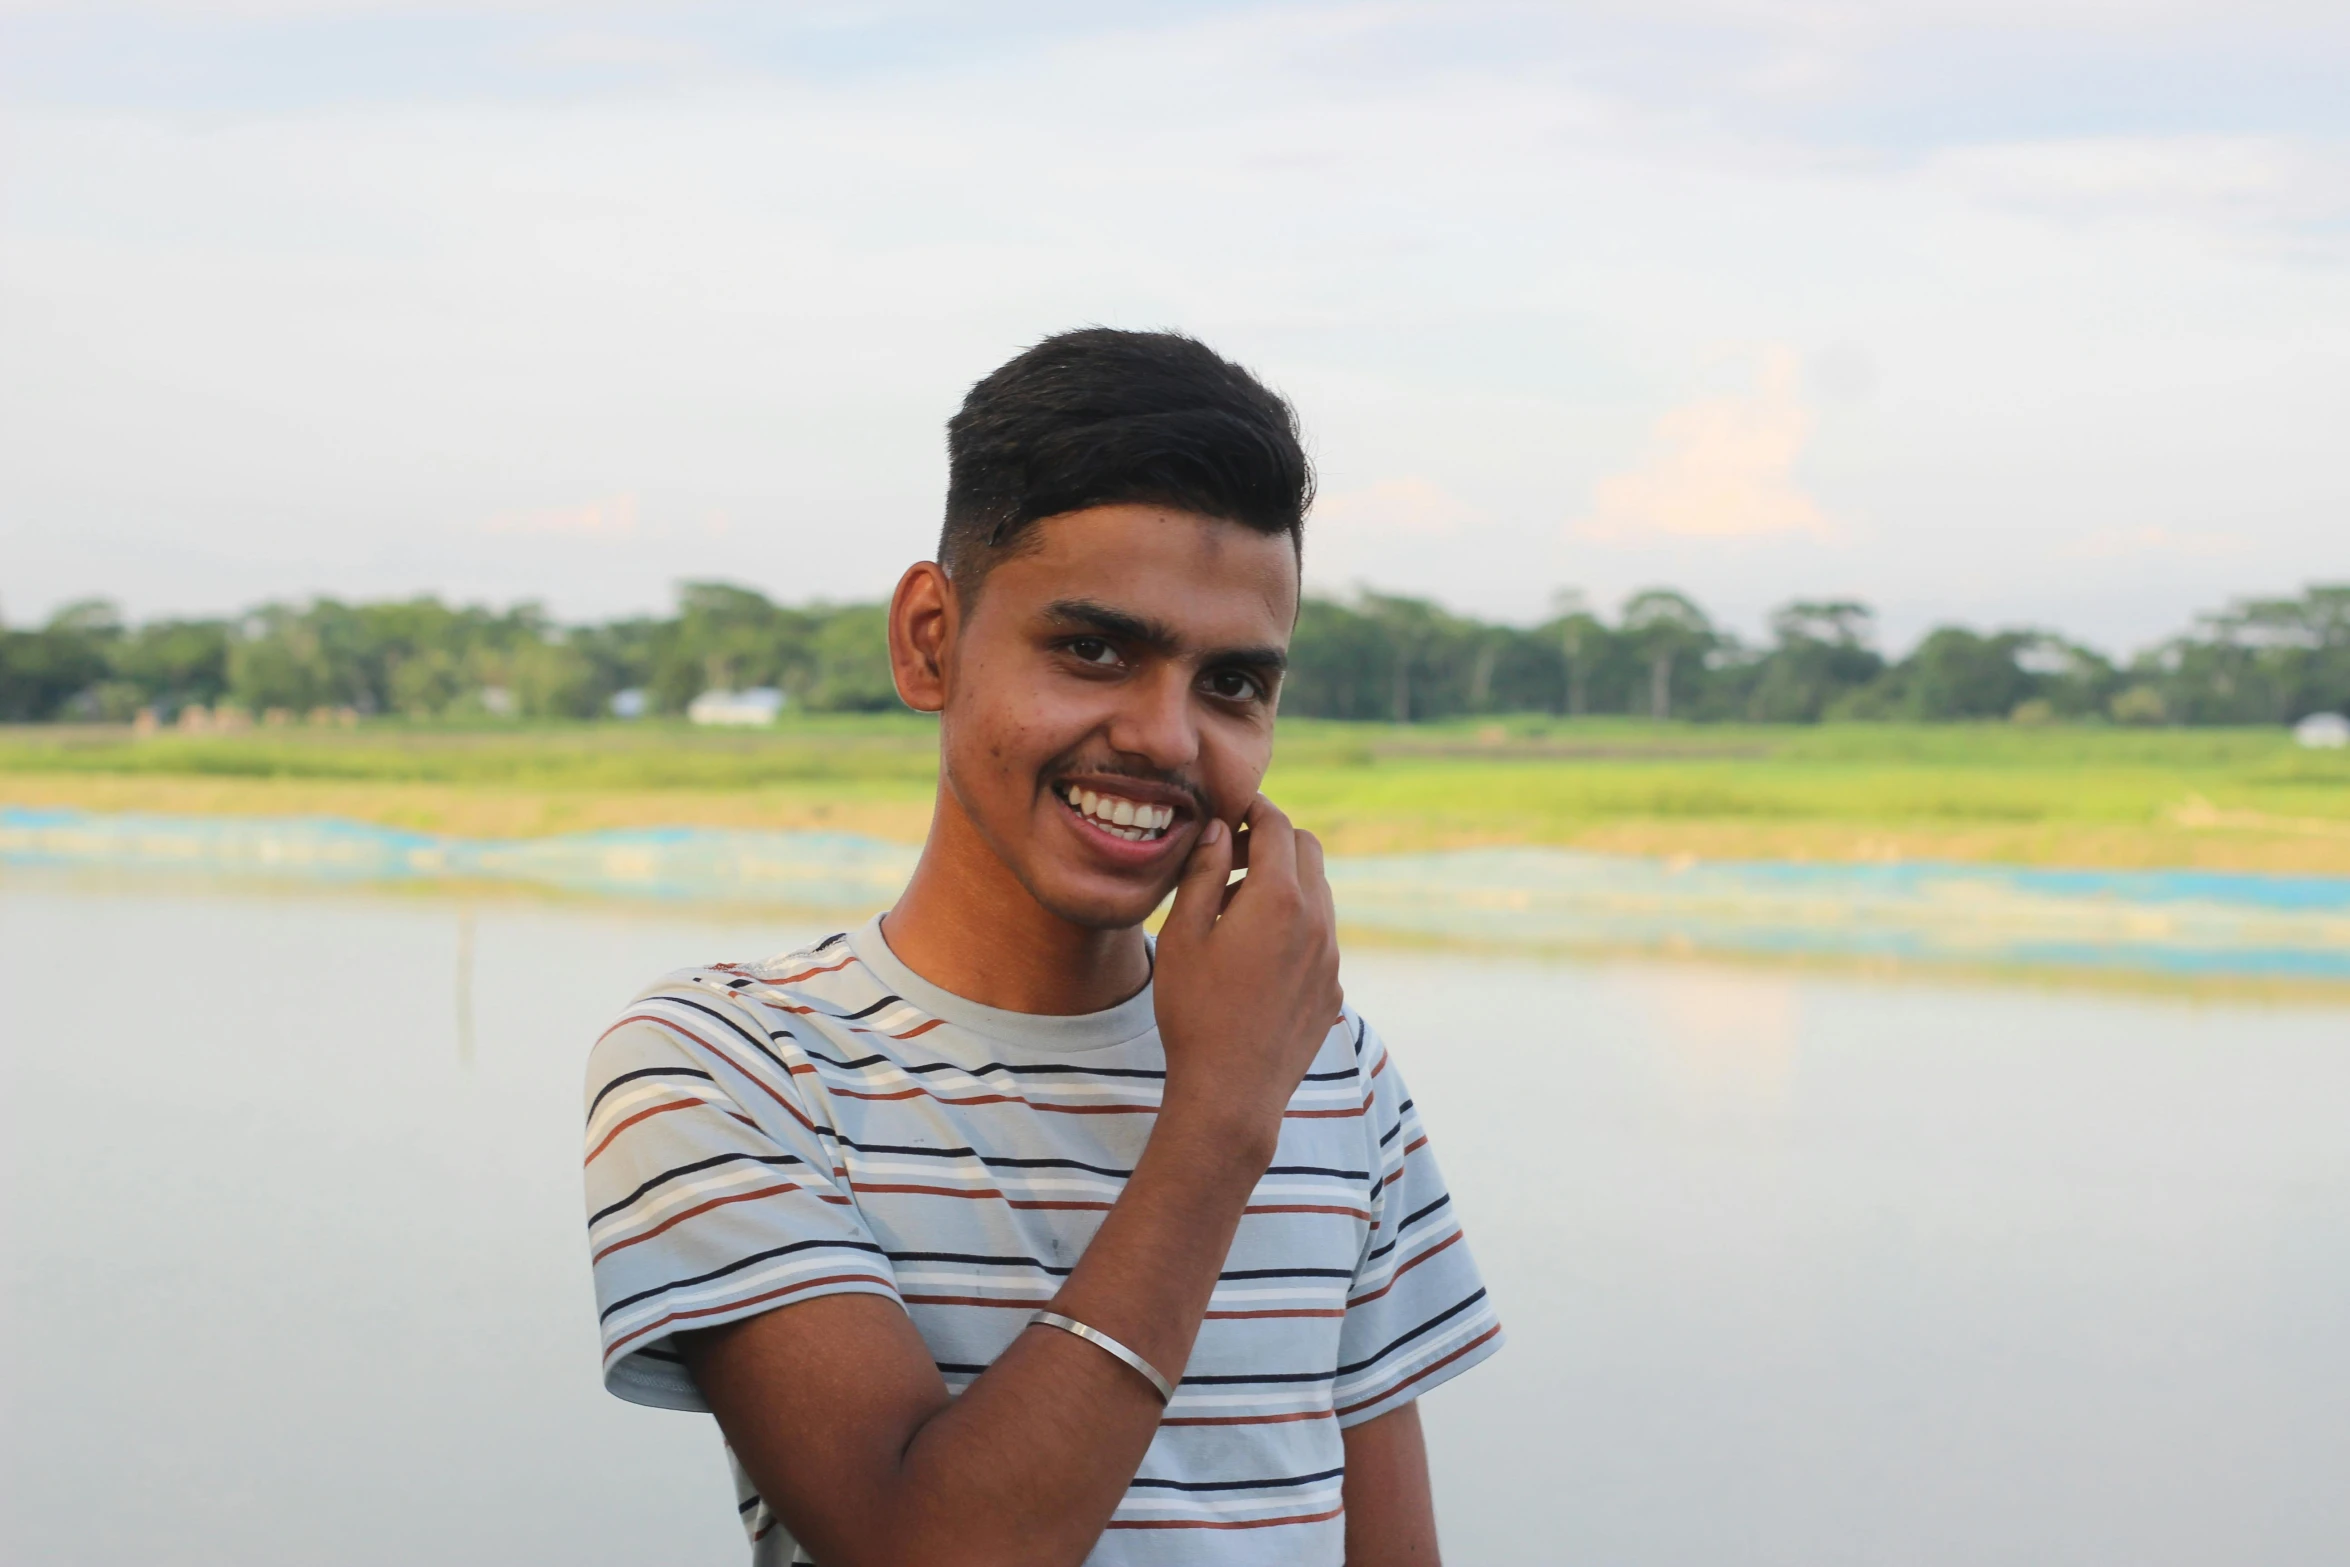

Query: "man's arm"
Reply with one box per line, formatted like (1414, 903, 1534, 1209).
(1341, 1401, 1440, 1566)
(681, 798, 1342, 1567)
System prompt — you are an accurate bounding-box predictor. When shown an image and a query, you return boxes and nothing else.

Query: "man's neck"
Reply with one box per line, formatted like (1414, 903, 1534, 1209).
(879, 786, 1153, 1016)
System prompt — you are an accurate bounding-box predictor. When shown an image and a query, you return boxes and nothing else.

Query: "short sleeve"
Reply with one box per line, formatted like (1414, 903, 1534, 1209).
(1332, 1015, 1503, 1427)
(583, 976, 902, 1411)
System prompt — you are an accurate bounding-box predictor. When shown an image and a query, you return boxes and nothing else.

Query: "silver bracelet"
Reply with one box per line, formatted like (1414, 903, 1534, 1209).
(1028, 1310, 1177, 1404)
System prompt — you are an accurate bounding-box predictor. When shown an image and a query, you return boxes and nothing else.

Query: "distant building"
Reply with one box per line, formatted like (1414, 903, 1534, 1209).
(687, 687, 786, 727)
(609, 688, 648, 719)
(2294, 711, 2349, 749)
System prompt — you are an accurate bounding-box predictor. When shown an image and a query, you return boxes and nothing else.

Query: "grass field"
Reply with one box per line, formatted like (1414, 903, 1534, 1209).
(5, 715, 2348, 873)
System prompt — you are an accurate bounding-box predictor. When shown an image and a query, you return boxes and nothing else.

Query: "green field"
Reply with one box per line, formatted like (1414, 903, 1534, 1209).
(4, 716, 2347, 873)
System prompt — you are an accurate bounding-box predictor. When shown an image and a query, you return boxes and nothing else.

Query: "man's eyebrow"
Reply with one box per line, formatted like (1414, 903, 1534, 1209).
(1206, 642, 1289, 674)
(1039, 598, 1288, 673)
(1040, 599, 1179, 652)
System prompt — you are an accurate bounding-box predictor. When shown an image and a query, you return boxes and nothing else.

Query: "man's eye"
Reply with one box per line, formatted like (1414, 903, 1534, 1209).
(1204, 669, 1262, 701)
(1067, 638, 1119, 666)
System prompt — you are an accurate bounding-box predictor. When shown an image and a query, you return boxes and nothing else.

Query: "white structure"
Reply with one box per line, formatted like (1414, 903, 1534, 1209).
(687, 687, 786, 727)
(2294, 711, 2349, 749)
(609, 688, 648, 719)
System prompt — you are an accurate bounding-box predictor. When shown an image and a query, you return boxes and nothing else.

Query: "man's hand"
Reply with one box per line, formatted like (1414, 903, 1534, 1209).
(1153, 794, 1342, 1158)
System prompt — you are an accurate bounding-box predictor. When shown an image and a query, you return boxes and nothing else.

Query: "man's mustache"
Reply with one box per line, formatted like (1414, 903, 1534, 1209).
(1042, 755, 1213, 819)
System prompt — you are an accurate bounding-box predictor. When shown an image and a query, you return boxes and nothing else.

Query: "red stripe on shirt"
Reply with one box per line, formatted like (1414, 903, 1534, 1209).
(762, 954, 859, 986)
(852, 1181, 1114, 1211)
(591, 1183, 805, 1261)
(604, 1271, 899, 1358)
(602, 1011, 826, 1137)
(1104, 1504, 1345, 1532)
(1345, 1229, 1465, 1308)
(1333, 1322, 1503, 1418)
(1161, 1408, 1338, 1427)
(583, 1097, 702, 1165)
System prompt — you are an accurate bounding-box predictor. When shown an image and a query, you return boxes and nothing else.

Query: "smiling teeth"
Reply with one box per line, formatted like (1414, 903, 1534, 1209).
(1067, 787, 1175, 840)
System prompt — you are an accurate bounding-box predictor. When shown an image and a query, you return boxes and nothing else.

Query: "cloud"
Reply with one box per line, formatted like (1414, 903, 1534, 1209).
(4, 1, 2342, 646)
(479, 494, 638, 537)
(1574, 348, 1833, 542)
(1925, 135, 2350, 249)
(1312, 476, 1479, 538)
(2062, 524, 2246, 560)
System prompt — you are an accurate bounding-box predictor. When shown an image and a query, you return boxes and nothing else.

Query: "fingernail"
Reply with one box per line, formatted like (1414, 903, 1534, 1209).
(1201, 819, 1226, 846)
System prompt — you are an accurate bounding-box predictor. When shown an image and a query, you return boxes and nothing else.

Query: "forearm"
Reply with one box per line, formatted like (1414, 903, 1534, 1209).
(1342, 1402, 1441, 1565)
(1042, 1103, 1271, 1386)
(705, 1107, 1271, 1567)
(891, 1108, 1266, 1551)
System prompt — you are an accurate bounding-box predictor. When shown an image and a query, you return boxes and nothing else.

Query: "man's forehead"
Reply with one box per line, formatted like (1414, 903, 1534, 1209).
(985, 507, 1299, 643)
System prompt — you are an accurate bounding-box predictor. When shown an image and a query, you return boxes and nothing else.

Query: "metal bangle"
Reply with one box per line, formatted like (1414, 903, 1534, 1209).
(1028, 1310, 1176, 1405)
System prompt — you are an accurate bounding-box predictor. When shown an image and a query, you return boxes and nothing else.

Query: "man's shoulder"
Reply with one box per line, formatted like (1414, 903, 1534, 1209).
(592, 930, 874, 1067)
(1332, 1003, 1414, 1109)
(618, 930, 866, 1011)
(1333, 1000, 1389, 1067)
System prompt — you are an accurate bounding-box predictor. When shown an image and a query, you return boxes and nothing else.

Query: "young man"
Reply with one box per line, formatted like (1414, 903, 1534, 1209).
(583, 330, 1501, 1565)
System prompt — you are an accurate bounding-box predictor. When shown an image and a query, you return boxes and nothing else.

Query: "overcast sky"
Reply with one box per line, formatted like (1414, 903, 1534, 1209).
(3, 1, 2346, 652)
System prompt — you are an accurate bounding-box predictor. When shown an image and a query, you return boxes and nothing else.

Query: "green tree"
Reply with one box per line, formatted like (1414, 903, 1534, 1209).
(228, 602, 371, 712)
(1281, 598, 1395, 719)
(1548, 589, 1611, 717)
(2151, 583, 2350, 723)
(571, 617, 669, 714)
(1619, 588, 1713, 719)
(655, 583, 819, 711)
(2012, 633, 2115, 719)
(1895, 628, 2039, 719)
(1742, 600, 1884, 722)
(805, 606, 901, 711)
(0, 601, 119, 720)
(111, 619, 232, 714)
(1362, 593, 1446, 722)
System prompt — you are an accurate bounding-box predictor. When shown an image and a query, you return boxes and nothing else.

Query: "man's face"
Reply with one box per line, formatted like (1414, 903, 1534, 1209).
(935, 505, 1298, 930)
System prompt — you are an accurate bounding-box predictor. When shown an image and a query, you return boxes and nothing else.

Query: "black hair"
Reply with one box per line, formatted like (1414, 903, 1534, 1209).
(939, 328, 1313, 585)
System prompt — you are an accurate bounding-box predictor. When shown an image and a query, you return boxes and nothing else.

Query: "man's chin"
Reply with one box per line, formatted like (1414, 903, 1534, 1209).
(1024, 870, 1175, 934)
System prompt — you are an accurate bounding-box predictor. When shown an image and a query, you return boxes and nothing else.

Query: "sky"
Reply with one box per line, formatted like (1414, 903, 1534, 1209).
(2, 1, 2346, 655)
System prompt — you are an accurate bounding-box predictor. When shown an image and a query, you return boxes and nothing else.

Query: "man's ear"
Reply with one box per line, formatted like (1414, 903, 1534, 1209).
(888, 561, 956, 713)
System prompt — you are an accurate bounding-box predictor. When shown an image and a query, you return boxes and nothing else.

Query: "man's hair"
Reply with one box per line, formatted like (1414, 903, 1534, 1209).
(940, 328, 1313, 585)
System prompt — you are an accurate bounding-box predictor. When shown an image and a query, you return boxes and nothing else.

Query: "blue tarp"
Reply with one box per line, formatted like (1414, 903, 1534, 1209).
(6, 806, 2346, 981)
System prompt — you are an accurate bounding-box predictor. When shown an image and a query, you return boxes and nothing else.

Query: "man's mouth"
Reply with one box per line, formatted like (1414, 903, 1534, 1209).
(1052, 782, 1179, 843)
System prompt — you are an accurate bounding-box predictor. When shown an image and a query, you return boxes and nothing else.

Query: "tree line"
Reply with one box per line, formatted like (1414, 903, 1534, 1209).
(3, 580, 2344, 727)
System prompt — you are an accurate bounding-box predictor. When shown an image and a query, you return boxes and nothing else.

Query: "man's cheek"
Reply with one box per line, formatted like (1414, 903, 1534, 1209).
(1210, 754, 1274, 823)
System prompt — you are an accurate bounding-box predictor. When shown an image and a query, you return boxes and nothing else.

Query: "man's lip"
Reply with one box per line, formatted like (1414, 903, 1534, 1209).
(1048, 774, 1202, 821)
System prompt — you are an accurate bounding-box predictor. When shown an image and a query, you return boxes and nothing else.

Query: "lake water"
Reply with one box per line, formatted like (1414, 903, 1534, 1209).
(6, 872, 2347, 1564)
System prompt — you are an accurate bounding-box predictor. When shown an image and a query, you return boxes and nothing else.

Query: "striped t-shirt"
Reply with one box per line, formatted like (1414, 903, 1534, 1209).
(583, 916, 1502, 1565)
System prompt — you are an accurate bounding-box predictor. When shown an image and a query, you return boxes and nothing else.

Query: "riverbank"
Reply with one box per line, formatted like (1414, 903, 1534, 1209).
(4, 716, 2346, 873)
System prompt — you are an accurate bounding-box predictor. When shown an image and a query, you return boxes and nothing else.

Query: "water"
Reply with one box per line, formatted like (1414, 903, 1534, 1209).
(5, 873, 2346, 1565)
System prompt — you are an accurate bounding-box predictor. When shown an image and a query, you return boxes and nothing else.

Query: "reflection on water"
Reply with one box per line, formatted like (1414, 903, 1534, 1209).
(5, 873, 2346, 1565)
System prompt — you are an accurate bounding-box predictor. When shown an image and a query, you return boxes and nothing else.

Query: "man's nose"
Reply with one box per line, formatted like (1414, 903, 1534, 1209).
(1104, 665, 1200, 770)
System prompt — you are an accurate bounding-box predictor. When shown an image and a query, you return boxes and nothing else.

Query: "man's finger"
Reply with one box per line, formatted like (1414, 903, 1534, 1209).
(1162, 818, 1234, 942)
(1235, 794, 1297, 894)
(1218, 873, 1245, 915)
(1297, 826, 1338, 965)
(1295, 827, 1326, 895)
